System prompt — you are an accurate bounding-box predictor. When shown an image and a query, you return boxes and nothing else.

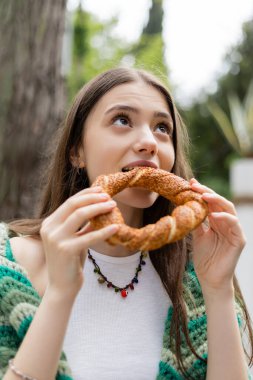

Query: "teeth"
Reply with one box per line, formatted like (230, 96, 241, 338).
(122, 168, 133, 172)
(122, 167, 135, 172)
(122, 166, 156, 172)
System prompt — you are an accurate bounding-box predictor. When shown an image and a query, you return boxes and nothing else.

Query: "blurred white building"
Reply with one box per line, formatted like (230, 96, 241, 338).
(232, 159, 253, 316)
(231, 158, 253, 374)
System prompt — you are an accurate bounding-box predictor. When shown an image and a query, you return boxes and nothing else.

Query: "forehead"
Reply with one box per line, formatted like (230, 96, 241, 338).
(90, 81, 172, 117)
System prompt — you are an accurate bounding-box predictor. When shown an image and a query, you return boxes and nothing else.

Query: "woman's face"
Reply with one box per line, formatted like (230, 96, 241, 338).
(82, 80, 175, 209)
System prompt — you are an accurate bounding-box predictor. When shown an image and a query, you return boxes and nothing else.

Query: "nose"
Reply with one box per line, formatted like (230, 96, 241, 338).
(133, 125, 158, 156)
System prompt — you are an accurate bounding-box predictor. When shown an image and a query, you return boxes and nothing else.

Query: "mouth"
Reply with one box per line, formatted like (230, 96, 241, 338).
(121, 161, 158, 172)
(122, 167, 135, 172)
(121, 166, 157, 172)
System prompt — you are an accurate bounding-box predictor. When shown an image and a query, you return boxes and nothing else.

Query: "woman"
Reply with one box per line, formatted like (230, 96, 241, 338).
(0, 67, 252, 380)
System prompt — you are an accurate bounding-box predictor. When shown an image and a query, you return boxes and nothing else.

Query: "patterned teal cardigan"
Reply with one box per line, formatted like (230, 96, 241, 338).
(0, 222, 250, 379)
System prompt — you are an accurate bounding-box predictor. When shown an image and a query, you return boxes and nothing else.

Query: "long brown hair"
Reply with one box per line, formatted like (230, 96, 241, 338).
(7, 67, 253, 377)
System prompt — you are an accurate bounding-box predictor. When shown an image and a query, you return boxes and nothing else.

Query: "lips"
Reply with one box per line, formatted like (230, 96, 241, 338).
(121, 160, 158, 172)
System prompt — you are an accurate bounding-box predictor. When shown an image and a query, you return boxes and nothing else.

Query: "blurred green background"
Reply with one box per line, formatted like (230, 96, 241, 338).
(0, 0, 252, 220)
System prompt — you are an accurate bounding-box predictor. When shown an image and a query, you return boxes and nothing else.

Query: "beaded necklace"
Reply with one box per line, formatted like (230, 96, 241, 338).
(87, 249, 147, 298)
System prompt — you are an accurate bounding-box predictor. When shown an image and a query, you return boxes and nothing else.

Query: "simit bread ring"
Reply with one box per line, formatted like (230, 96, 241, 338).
(89, 167, 208, 251)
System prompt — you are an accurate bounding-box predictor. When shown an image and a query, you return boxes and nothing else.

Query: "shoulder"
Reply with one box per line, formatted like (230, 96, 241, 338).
(0, 221, 45, 268)
(9, 235, 47, 297)
(9, 235, 45, 270)
(0, 222, 47, 297)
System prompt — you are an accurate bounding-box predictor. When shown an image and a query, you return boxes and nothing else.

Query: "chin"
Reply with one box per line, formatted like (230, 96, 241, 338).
(114, 187, 159, 209)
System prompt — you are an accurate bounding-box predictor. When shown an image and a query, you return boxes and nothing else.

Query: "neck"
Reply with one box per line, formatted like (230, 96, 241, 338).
(89, 202, 143, 257)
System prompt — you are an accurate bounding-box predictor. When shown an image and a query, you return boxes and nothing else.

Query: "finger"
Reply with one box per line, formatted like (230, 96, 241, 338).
(72, 186, 103, 198)
(192, 217, 210, 239)
(209, 212, 246, 245)
(59, 200, 117, 236)
(43, 190, 110, 226)
(209, 212, 242, 231)
(202, 193, 237, 215)
(75, 221, 93, 236)
(65, 224, 120, 253)
(190, 178, 215, 194)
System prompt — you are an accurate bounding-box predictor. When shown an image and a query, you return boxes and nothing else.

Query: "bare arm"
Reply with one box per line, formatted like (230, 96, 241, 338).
(3, 288, 75, 380)
(190, 178, 249, 379)
(3, 186, 119, 379)
(204, 286, 248, 380)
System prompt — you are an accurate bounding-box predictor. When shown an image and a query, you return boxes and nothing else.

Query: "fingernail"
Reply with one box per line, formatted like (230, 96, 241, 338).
(108, 224, 119, 232)
(92, 186, 102, 192)
(99, 193, 109, 199)
(202, 193, 213, 197)
(107, 200, 116, 206)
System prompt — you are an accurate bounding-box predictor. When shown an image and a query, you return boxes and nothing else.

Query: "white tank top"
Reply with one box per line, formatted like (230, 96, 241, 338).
(63, 249, 171, 380)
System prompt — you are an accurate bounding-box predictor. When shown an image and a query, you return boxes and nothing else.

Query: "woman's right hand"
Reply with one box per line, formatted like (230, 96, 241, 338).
(40, 186, 119, 301)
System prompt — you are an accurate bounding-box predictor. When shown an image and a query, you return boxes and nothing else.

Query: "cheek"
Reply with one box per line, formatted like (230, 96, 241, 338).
(84, 142, 121, 184)
(170, 149, 176, 169)
(161, 144, 175, 171)
(85, 126, 122, 159)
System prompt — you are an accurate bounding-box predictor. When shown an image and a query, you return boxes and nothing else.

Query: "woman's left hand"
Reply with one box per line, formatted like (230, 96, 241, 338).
(190, 178, 246, 293)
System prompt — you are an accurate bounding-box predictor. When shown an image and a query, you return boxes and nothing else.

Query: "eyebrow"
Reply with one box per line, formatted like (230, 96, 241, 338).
(105, 104, 173, 124)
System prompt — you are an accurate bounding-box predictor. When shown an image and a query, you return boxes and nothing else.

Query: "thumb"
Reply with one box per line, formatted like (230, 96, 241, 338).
(192, 218, 209, 240)
(76, 221, 94, 236)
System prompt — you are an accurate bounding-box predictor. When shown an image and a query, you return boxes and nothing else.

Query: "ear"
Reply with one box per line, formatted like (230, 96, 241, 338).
(70, 146, 85, 168)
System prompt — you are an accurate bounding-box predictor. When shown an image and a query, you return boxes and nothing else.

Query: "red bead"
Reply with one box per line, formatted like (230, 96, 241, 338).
(121, 289, 128, 298)
(129, 283, 134, 290)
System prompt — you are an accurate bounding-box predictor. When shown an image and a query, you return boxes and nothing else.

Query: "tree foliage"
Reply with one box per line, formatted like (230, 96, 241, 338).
(130, 0, 169, 82)
(207, 81, 253, 156)
(67, 0, 169, 102)
(67, 6, 131, 101)
(183, 18, 253, 197)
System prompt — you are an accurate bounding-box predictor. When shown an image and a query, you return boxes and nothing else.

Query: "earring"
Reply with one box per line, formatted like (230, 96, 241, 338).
(77, 161, 85, 175)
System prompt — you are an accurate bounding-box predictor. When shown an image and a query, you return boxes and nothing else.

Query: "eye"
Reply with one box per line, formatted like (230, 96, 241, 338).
(112, 113, 131, 127)
(155, 123, 173, 136)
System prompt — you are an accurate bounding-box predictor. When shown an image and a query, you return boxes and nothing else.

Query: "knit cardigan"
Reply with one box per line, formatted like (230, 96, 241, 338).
(0, 222, 250, 379)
